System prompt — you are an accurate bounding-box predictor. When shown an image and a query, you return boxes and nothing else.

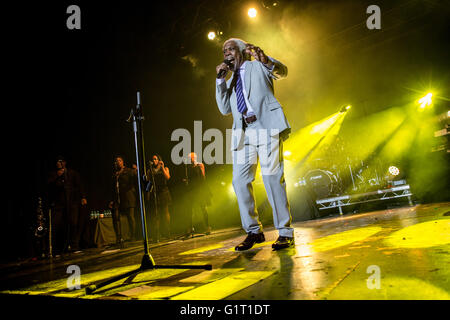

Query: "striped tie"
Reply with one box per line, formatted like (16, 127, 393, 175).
(235, 72, 247, 114)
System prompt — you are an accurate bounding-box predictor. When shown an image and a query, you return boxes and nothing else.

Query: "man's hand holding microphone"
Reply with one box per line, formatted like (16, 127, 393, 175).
(216, 59, 233, 79)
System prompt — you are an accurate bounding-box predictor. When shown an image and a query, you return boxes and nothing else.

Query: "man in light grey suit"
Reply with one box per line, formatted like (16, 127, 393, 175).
(215, 38, 294, 251)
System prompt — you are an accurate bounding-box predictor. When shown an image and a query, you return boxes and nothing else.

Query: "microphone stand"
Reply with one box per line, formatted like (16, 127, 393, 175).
(113, 171, 124, 248)
(147, 160, 159, 242)
(86, 92, 211, 295)
(48, 203, 53, 258)
(184, 162, 195, 238)
(176, 161, 206, 240)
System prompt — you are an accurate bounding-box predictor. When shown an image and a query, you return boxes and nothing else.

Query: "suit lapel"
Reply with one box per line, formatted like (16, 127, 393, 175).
(244, 61, 252, 98)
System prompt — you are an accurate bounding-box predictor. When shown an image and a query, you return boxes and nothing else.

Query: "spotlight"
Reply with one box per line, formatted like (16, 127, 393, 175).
(418, 92, 432, 109)
(248, 8, 257, 18)
(388, 166, 400, 176)
(207, 31, 216, 40)
(283, 150, 292, 157)
(340, 105, 351, 113)
(262, 0, 280, 9)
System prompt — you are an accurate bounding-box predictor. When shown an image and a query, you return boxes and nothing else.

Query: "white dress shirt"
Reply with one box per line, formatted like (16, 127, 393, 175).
(216, 58, 275, 119)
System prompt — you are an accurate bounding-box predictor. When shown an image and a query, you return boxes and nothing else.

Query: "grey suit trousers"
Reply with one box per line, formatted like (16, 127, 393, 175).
(232, 120, 294, 238)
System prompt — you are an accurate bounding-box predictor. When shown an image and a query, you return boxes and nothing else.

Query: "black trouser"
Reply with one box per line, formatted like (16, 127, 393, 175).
(146, 198, 170, 241)
(77, 205, 90, 248)
(112, 207, 136, 242)
(51, 204, 80, 254)
(187, 200, 209, 233)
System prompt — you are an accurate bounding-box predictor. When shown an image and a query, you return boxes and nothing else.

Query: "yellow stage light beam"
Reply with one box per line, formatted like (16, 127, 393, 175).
(310, 112, 341, 135)
(284, 111, 345, 164)
(308, 111, 347, 160)
(281, 110, 348, 193)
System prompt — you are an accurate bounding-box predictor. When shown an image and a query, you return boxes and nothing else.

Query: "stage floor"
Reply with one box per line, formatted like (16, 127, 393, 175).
(1, 203, 449, 300)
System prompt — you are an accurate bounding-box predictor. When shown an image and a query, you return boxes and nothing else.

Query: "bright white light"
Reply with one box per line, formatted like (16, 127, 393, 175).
(207, 31, 216, 40)
(248, 8, 257, 18)
(284, 150, 292, 157)
(389, 166, 400, 176)
(418, 93, 432, 109)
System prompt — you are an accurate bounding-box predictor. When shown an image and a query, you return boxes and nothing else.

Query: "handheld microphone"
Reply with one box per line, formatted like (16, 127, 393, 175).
(217, 59, 233, 79)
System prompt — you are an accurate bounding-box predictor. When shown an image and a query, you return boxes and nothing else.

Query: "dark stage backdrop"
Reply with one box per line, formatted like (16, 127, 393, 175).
(3, 0, 449, 261)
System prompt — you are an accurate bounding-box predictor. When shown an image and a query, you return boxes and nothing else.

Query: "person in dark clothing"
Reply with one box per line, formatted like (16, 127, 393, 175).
(109, 155, 138, 246)
(146, 154, 171, 242)
(183, 152, 212, 237)
(47, 156, 87, 255)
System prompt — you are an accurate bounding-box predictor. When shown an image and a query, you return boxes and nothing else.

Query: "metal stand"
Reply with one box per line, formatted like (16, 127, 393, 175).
(349, 164, 357, 191)
(315, 184, 414, 214)
(146, 159, 160, 242)
(112, 170, 124, 247)
(48, 207, 52, 258)
(177, 163, 208, 240)
(184, 163, 196, 238)
(85, 92, 211, 295)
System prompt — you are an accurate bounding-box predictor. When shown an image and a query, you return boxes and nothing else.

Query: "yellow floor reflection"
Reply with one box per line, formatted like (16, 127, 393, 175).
(120, 285, 195, 300)
(384, 219, 450, 248)
(179, 243, 224, 255)
(180, 268, 244, 284)
(2, 264, 141, 295)
(327, 276, 450, 300)
(308, 227, 383, 252)
(0, 263, 203, 298)
(171, 271, 275, 300)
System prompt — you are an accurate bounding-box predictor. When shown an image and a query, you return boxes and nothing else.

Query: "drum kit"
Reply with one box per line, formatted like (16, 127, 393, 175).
(298, 138, 388, 200)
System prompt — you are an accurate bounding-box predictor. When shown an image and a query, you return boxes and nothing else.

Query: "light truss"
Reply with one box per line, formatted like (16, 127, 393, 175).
(315, 185, 413, 215)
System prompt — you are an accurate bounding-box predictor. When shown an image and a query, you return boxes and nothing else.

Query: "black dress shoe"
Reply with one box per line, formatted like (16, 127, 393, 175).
(272, 236, 295, 250)
(235, 232, 265, 251)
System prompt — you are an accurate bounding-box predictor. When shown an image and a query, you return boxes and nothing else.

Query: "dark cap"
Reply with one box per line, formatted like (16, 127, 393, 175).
(56, 155, 66, 162)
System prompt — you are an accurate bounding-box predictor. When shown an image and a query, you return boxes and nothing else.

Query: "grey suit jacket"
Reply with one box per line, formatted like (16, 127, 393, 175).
(215, 58, 291, 150)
